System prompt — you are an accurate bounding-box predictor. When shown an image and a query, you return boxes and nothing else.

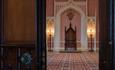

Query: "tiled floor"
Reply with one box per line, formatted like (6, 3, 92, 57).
(47, 52, 99, 70)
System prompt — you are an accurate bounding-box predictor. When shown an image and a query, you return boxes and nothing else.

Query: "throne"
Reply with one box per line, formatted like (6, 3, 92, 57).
(65, 23, 77, 52)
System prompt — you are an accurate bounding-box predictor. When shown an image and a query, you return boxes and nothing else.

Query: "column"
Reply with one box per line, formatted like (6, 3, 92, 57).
(81, 17, 88, 51)
(53, 16, 60, 52)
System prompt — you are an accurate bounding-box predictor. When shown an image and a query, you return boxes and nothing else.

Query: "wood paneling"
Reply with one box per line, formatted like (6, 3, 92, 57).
(3, 0, 36, 44)
(1, 44, 36, 70)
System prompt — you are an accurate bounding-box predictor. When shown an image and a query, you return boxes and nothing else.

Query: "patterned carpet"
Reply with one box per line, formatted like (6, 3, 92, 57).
(47, 52, 99, 70)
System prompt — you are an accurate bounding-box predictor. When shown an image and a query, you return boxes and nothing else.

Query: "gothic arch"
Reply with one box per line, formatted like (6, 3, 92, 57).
(54, 4, 88, 52)
(56, 4, 85, 18)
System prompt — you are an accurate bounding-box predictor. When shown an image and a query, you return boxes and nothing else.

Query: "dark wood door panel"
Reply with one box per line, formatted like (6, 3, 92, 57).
(1, 44, 36, 70)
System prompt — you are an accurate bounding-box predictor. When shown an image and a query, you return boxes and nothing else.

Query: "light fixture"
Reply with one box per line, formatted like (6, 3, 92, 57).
(87, 18, 96, 51)
(46, 20, 54, 51)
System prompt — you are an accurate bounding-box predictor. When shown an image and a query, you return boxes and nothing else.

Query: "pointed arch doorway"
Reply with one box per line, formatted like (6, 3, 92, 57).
(54, 3, 87, 52)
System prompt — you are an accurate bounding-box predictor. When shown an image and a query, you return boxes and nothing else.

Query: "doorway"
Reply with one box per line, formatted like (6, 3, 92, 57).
(37, 0, 114, 70)
(46, 0, 99, 70)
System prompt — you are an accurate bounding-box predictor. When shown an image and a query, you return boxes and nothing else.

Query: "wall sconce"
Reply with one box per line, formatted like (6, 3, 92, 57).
(46, 20, 54, 51)
(47, 28, 54, 37)
(87, 28, 96, 38)
(46, 28, 54, 51)
(87, 18, 96, 51)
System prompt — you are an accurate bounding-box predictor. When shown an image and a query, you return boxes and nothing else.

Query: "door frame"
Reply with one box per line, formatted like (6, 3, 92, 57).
(99, 0, 114, 70)
(37, 0, 114, 70)
(0, 0, 114, 70)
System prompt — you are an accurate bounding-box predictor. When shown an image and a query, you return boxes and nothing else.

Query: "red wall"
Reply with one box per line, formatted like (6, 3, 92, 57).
(87, 0, 97, 16)
(46, 0, 54, 16)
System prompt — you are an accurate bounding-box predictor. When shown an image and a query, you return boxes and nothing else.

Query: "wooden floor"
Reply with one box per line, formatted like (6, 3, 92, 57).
(47, 52, 99, 70)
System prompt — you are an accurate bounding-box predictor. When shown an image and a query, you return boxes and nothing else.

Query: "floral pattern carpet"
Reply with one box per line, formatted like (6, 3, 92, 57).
(47, 52, 99, 70)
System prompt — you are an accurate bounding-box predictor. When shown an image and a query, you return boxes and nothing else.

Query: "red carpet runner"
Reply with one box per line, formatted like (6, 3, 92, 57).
(47, 52, 99, 70)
